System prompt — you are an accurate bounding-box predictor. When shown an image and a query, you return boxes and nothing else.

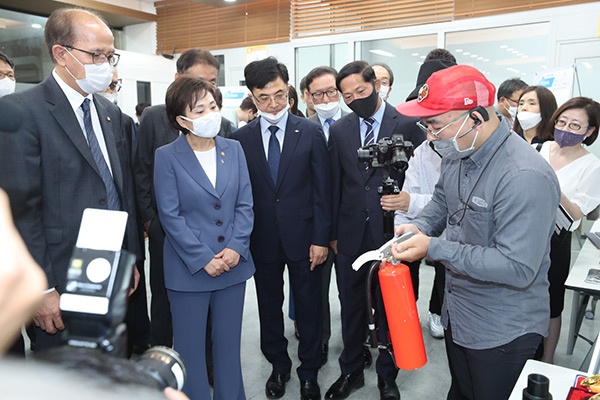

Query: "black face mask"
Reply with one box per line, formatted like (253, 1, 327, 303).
(347, 84, 379, 119)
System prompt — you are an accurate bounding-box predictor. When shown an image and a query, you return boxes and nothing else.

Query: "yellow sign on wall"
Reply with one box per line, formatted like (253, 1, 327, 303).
(246, 46, 268, 64)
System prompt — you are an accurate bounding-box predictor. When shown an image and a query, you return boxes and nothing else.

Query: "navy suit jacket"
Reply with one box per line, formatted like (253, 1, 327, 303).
(135, 104, 239, 226)
(232, 113, 331, 263)
(0, 74, 141, 290)
(329, 102, 425, 255)
(154, 134, 255, 292)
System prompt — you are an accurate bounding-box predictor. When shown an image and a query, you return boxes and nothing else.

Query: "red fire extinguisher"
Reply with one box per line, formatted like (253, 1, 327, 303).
(378, 260, 427, 370)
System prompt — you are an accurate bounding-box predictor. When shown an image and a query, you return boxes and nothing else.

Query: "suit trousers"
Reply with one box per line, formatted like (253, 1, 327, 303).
(335, 224, 397, 381)
(254, 248, 323, 381)
(148, 218, 173, 346)
(445, 321, 541, 400)
(169, 283, 246, 400)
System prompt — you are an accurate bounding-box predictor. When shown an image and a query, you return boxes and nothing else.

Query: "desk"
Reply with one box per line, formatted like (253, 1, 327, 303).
(565, 219, 600, 355)
(508, 359, 584, 400)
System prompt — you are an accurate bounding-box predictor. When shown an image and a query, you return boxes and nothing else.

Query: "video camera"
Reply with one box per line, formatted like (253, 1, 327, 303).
(59, 209, 186, 391)
(357, 134, 413, 173)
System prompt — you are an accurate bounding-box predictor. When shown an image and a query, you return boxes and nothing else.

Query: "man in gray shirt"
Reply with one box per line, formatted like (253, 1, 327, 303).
(393, 65, 560, 400)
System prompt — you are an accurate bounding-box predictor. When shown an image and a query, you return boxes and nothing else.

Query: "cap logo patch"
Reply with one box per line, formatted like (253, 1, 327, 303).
(464, 98, 474, 106)
(417, 84, 429, 103)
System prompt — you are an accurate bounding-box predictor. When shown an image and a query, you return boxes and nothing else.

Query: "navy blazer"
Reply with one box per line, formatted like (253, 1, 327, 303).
(154, 134, 255, 292)
(232, 113, 331, 263)
(329, 102, 425, 255)
(0, 75, 141, 291)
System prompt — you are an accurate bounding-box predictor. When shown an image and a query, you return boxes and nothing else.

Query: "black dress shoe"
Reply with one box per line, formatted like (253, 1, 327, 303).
(325, 371, 364, 399)
(300, 380, 321, 400)
(377, 376, 400, 400)
(265, 372, 291, 399)
(362, 346, 373, 368)
(321, 343, 328, 366)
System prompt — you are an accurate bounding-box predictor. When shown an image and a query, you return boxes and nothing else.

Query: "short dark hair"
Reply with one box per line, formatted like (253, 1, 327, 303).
(305, 66, 338, 94)
(239, 96, 257, 113)
(244, 57, 289, 91)
(548, 96, 600, 146)
(371, 63, 394, 86)
(336, 61, 376, 91)
(135, 102, 151, 117)
(513, 86, 557, 141)
(176, 49, 220, 74)
(288, 85, 305, 117)
(165, 76, 217, 133)
(497, 78, 528, 101)
(0, 51, 15, 70)
(214, 88, 223, 109)
(45, 8, 107, 64)
(299, 76, 308, 93)
(425, 48, 457, 64)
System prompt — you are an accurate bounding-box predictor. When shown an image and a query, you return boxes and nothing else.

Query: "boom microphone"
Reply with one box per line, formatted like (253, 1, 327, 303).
(0, 97, 24, 133)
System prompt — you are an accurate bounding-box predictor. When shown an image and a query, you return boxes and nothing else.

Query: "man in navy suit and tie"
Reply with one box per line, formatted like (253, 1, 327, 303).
(232, 57, 331, 400)
(325, 61, 425, 400)
(0, 8, 142, 352)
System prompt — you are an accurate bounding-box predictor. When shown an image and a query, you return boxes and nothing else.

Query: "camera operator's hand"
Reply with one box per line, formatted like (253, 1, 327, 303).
(203, 258, 230, 277)
(392, 224, 429, 262)
(309, 245, 328, 270)
(0, 189, 47, 353)
(33, 290, 64, 334)
(164, 387, 191, 400)
(128, 266, 141, 297)
(214, 248, 240, 269)
(329, 240, 338, 255)
(380, 192, 410, 212)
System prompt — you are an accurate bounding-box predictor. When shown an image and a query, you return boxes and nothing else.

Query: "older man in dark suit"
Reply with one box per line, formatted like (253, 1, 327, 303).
(325, 61, 425, 400)
(232, 57, 331, 400)
(0, 8, 141, 352)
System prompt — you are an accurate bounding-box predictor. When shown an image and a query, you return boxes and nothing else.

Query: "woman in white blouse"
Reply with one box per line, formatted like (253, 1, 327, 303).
(536, 96, 600, 363)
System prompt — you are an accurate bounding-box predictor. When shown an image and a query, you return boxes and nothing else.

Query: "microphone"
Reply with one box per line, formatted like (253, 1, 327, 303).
(0, 97, 25, 133)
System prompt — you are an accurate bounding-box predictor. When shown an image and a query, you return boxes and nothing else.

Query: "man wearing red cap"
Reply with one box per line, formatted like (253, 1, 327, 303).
(392, 65, 560, 400)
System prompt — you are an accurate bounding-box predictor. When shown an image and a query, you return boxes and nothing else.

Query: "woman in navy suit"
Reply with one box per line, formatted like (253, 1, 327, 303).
(154, 76, 255, 400)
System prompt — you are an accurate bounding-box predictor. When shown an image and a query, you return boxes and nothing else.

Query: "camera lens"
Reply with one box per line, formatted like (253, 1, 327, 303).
(136, 346, 187, 390)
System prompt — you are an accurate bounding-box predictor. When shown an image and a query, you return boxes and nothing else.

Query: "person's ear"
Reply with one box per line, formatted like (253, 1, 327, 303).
(175, 115, 189, 131)
(53, 45, 68, 67)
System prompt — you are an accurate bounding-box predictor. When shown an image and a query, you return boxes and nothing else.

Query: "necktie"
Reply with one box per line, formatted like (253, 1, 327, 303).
(81, 98, 121, 211)
(325, 118, 335, 126)
(364, 117, 375, 146)
(267, 125, 280, 184)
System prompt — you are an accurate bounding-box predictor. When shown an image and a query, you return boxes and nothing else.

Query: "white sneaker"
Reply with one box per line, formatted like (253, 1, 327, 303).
(429, 312, 444, 339)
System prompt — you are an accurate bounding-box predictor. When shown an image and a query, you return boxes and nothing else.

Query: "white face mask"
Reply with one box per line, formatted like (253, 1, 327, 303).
(64, 49, 113, 94)
(313, 101, 340, 119)
(99, 92, 118, 105)
(517, 111, 542, 131)
(258, 103, 289, 124)
(378, 85, 390, 100)
(503, 104, 517, 121)
(0, 77, 15, 97)
(180, 111, 221, 138)
(432, 115, 479, 160)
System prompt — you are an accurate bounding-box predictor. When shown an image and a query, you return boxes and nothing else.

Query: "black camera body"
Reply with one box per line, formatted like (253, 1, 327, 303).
(357, 135, 413, 172)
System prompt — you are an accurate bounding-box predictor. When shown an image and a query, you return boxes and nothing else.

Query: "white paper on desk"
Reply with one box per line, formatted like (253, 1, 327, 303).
(75, 208, 128, 251)
(555, 204, 574, 235)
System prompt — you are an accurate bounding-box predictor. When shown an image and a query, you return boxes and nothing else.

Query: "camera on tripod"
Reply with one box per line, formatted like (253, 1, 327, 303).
(357, 134, 413, 172)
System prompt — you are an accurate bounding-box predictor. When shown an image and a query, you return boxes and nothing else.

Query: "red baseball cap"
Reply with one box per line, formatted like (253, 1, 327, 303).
(396, 65, 496, 118)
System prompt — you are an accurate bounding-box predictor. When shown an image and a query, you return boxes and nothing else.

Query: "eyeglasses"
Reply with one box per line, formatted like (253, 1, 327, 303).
(506, 97, 519, 106)
(555, 119, 588, 132)
(416, 111, 469, 139)
(310, 88, 338, 101)
(0, 71, 15, 80)
(109, 78, 122, 92)
(253, 92, 288, 105)
(62, 45, 121, 67)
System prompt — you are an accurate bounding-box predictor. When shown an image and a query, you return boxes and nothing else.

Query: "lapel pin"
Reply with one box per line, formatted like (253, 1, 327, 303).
(221, 151, 225, 156)
(294, 129, 299, 134)
(106, 116, 111, 122)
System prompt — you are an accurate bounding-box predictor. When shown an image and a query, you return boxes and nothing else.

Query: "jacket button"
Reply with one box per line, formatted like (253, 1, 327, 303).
(99, 198, 107, 205)
(214, 203, 221, 210)
(365, 186, 370, 191)
(275, 198, 280, 203)
(217, 235, 225, 242)
(216, 220, 223, 226)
